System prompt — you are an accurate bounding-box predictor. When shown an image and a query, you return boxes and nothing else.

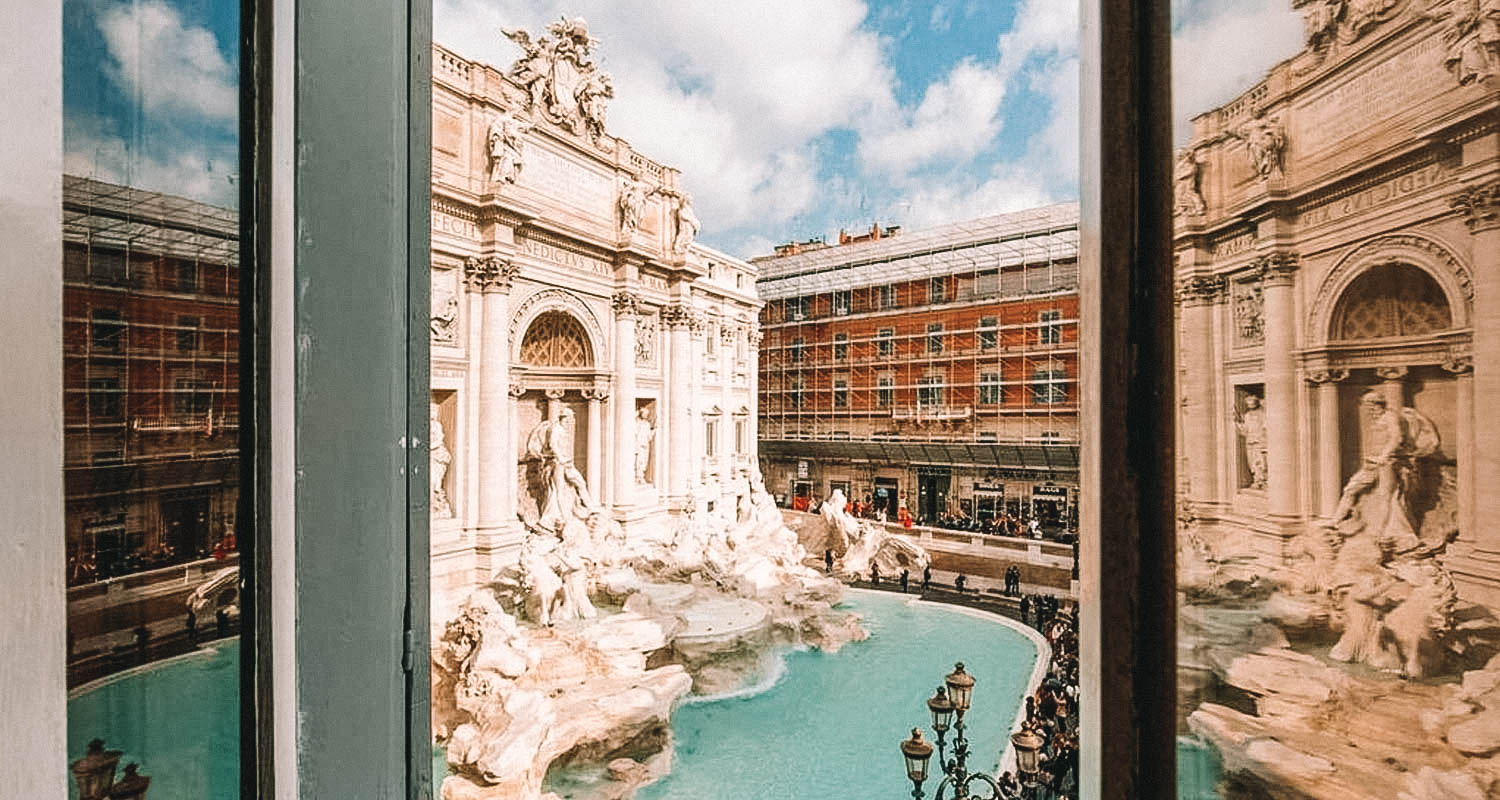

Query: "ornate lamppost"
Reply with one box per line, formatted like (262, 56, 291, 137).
(1009, 729, 1045, 799)
(897, 662, 1008, 799)
(71, 739, 122, 800)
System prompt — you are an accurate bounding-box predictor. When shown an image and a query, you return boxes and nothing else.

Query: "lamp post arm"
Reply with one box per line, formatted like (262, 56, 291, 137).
(959, 772, 1003, 800)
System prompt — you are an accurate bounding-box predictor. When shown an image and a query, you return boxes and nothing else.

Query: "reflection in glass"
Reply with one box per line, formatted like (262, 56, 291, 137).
(63, 0, 243, 795)
(1173, 2, 1499, 797)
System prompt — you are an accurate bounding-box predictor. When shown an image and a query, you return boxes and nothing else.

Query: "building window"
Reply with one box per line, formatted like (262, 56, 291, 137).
(791, 376, 805, 408)
(91, 308, 125, 352)
(706, 323, 717, 356)
(1032, 368, 1067, 404)
(705, 418, 719, 458)
(88, 376, 122, 420)
(979, 372, 1001, 404)
(834, 378, 848, 408)
(978, 316, 998, 350)
(975, 270, 999, 297)
(177, 315, 200, 351)
(735, 418, 748, 453)
(877, 327, 894, 356)
(174, 377, 214, 417)
(927, 322, 943, 353)
(833, 332, 848, 360)
(790, 296, 809, 321)
(1040, 309, 1063, 344)
(791, 337, 805, 363)
(832, 289, 851, 316)
(918, 375, 944, 407)
(175, 260, 199, 293)
(877, 375, 893, 408)
(89, 249, 128, 285)
(930, 276, 947, 303)
(879, 284, 896, 309)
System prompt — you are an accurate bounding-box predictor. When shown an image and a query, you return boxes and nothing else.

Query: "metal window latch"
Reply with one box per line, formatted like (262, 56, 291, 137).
(402, 629, 415, 673)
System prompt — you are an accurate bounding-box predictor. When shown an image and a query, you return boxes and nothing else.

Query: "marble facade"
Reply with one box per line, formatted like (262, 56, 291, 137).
(1174, 0, 1499, 609)
(428, 28, 761, 610)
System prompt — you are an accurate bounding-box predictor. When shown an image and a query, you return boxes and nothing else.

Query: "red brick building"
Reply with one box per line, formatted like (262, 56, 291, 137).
(755, 204, 1079, 526)
(62, 175, 240, 585)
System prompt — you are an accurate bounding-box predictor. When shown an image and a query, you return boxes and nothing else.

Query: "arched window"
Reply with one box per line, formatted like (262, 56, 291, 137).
(519, 311, 593, 368)
(1331, 263, 1451, 341)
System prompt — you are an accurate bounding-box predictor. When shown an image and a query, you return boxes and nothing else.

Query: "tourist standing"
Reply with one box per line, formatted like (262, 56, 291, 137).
(900, 569, 909, 593)
(871, 564, 880, 585)
(954, 573, 967, 593)
(922, 564, 932, 591)
(824, 548, 834, 574)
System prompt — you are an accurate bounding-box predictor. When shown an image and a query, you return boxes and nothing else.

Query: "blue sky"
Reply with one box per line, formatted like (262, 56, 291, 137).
(62, 0, 1305, 256)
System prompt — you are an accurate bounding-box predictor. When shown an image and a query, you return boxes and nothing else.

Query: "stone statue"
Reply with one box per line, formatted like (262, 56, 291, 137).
(431, 402, 453, 518)
(1327, 391, 1441, 554)
(634, 407, 655, 485)
(1301, 0, 1343, 49)
(486, 110, 531, 186)
(1235, 394, 1269, 490)
(618, 176, 655, 239)
(516, 534, 566, 627)
(820, 488, 930, 577)
(1432, 0, 1500, 86)
(502, 18, 613, 139)
(525, 406, 599, 536)
(1233, 114, 1286, 180)
(431, 288, 458, 344)
(1174, 149, 1207, 216)
(671, 194, 700, 255)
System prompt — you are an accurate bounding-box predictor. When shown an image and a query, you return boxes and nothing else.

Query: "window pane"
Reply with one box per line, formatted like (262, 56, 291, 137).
(1172, 5, 1498, 797)
(62, 0, 245, 795)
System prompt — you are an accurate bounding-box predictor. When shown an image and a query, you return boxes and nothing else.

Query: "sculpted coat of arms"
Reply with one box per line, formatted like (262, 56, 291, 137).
(503, 18, 614, 141)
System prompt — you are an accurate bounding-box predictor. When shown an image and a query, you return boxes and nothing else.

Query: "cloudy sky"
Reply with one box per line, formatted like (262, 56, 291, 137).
(63, 0, 1306, 257)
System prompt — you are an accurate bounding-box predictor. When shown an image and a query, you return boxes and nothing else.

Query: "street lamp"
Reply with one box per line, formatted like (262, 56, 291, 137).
(1010, 729, 1045, 798)
(897, 662, 1006, 800)
(71, 739, 122, 800)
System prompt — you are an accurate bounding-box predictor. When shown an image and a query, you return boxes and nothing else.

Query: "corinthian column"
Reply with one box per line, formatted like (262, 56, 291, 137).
(470, 256, 520, 533)
(663, 303, 694, 501)
(612, 291, 643, 511)
(1176, 274, 1225, 505)
(1258, 253, 1300, 518)
(1443, 350, 1475, 545)
(1453, 184, 1500, 584)
(462, 265, 486, 531)
(1306, 369, 1348, 518)
(583, 386, 606, 501)
(749, 324, 763, 464)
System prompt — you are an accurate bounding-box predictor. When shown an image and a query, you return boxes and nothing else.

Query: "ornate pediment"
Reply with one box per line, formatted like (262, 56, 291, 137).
(503, 18, 614, 143)
(1296, 0, 1409, 53)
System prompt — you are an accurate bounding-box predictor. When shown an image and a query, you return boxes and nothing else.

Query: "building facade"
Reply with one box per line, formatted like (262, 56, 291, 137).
(429, 28, 760, 603)
(61, 175, 241, 586)
(754, 206, 1081, 527)
(1173, 1, 1499, 606)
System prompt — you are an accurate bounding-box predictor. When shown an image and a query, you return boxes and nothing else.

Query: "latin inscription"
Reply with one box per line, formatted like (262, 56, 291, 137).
(433, 211, 478, 240)
(1213, 232, 1256, 259)
(520, 237, 613, 277)
(1297, 161, 1450, 228)
(519, 145, 614, 216)
(1299, 34, 1444, 154)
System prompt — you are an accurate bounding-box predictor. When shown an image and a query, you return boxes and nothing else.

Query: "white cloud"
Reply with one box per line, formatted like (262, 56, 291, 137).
(929, 3, 953, 32)
(859, 58, 1008, 174)
(1171, 0, 1303, 142)
(65, 114, 238, 207)
(97, 0, 238, 123)
(888, 164, 1055, 230)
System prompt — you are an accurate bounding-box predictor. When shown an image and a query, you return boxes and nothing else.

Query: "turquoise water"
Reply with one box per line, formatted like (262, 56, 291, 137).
(67, 642, 240, 799)
(631, 591, 1038, 800)
(1177, 737, 1225, 799)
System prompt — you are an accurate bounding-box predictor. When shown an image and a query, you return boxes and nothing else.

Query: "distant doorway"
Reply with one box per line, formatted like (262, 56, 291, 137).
(917, 472, 949, 522)
(873, 478, 899, 517)
(161, 494, 211, 560)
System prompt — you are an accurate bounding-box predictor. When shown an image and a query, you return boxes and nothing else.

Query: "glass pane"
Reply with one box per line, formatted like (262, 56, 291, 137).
(429, 4, 1082, 798)
(1173, 3, 1499, 797)
(63, 0, 244, 795)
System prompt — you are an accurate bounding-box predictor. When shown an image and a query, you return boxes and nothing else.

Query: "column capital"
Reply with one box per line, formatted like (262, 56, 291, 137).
(687, 310, 708, 338)
(464, 256, 520, 293)
(1252, 251, 1299, 287)
(1374, 365, 1409, 382)
(748, 325, 764, 346)
(612, 290, 646, 318)
(1451, 182, 1500, 233)
(507, 383, 527, 398)
(582, 387, 610, 401)
(1305, 367, 1349, 385)
(661, 303, 694, 329)
(1443, 347, 1474, 375)
(1174, 273, 1226, 307)
(544, 388, 567, 400)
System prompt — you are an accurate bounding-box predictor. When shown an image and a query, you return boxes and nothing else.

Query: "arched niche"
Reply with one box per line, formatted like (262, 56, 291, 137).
(508, 288, 607, 368)
(1308, 233, 1472, 346)
(1330, 263, 1452, 342)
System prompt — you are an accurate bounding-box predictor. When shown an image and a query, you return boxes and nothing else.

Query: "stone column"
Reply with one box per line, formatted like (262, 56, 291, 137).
(507, 383, 524, 520)
(469, 256, 520, 533)
(688, 312, 707, 489)
(544, 388, 566, 421)
(749, 325, 763, 465)
(1374, 365, 1408, 410)
(1259, 253, 1300, 518)
(584, 387, 605, 501)
(1444, 350, 1475, 543)
(612, 291, 643, 511)
(663, 304, 693, 501)
(1307, 369, 1348, 518)
(462, 266, 486, 531)
(1176, 275, 1225, 504)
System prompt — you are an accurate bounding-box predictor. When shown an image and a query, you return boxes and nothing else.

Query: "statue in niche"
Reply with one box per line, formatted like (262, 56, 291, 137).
(1174, 149, 1207, 216)
(524, 406, 600, 536)
(1234, 393, 1269, 490)
(1431, 0, 1500, 86)
(486, 110, 531, 186)
(618, 175, 656, 239)
(1232, 114, 1286, 180)
(431, 288, 458, 344)
(671, 194, 700, 255)
(430, 402, 453, 518)
(1326, 390, 1441, 553)
(634, 406, 655, 485)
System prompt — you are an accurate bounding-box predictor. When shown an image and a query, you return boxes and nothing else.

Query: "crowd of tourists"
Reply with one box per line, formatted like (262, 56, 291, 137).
(1000, 595, 1080, 799)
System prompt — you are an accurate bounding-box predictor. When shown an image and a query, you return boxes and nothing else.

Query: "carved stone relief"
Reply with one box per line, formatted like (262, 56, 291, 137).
(1232, 278, 1265, 346)
(635, 315, 657, 366)
(1231, 113, 1287, 181)
(1433, 0, 1500, 86)
(431, 268, 460, 345)
(486, 110, 531, 186)
(502, 18, 614, 142)
(1174, 148, 1207, 217)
